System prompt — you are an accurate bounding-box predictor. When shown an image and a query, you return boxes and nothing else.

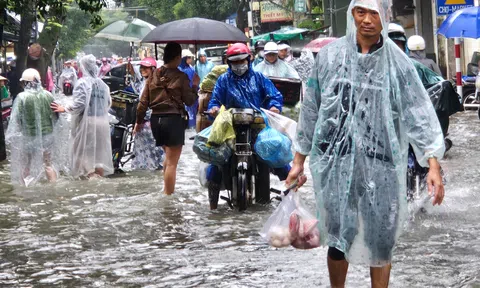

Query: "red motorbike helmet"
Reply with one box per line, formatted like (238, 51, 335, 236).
(226, 43, 251, 61)
(139, 57, 157, 68)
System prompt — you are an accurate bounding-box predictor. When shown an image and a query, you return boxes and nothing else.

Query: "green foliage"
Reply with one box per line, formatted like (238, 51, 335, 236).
(134, 0, 237, 24)
(298, 18, 324, 30)
(56, 8, 129, 59)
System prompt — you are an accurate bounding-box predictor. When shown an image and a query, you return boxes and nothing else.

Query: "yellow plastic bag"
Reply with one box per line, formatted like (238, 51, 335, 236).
(208, 106, 235, 145)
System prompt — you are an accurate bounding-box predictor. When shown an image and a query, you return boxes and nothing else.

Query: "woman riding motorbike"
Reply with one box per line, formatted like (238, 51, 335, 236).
(206, 43, 288, 210)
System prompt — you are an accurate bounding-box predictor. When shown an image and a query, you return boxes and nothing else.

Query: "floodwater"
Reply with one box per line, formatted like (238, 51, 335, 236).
(0, 112, 479, 287)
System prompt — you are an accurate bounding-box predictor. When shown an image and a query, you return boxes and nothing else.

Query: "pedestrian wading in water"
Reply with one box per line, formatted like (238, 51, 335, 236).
(286, 0, 445, 287)
(51, 54, 114, 178)
(134, 42, 199, 195)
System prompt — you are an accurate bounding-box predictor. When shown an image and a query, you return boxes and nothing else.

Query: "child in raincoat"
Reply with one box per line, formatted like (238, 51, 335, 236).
(6, 69, 59, 186)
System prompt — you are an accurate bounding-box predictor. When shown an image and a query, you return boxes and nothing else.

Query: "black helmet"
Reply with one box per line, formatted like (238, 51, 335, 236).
(254, 40, 266, 50)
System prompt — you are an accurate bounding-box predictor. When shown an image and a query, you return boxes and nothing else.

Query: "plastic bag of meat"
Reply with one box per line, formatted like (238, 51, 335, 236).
(260, 191, 320, 249)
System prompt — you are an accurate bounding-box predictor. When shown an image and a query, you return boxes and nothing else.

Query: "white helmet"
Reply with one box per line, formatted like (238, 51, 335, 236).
(388, 23, 405, 34)
(264, 42, 278, 55)
(20, 68, 41, 82)
(407, 35, 426, 51)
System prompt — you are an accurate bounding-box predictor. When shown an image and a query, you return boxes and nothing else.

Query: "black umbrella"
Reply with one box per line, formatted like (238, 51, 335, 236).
(141, 17, 249, 44)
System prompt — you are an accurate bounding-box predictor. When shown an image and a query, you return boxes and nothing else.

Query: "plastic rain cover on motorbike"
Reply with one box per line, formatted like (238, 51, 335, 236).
(294, 0, 445, 266)
(65, 54, 114, 177)
(254, 59, 300, 80)
(5, 81, 66, 186)
(208, 67, 283, 112)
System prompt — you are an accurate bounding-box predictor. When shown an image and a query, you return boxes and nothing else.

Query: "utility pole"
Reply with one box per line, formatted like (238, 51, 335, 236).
(0, 8, 6, 161)
(329, 0, 336, 36)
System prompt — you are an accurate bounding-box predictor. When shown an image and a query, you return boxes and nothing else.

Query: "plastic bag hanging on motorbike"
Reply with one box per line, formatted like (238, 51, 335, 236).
(207, 105, 235, 146)
(254, 113, 293, 168)
(193, 126, 232, 166)
(260, 192, 321, 249)
(260, 108, 297, 141)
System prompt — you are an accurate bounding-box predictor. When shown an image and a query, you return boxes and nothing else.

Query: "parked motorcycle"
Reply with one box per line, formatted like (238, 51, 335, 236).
(109, 90, 138, 171)
(1, 97, 12, 132)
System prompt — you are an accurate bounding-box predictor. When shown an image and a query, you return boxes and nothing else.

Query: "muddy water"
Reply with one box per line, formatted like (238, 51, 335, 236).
(0, 112, 479, 287)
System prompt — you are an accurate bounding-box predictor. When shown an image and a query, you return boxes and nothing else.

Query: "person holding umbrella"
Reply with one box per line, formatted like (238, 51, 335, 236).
(134, 42, 199, 195)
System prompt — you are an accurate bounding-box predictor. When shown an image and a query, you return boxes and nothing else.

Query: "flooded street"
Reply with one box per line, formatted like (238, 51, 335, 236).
(0, 111, 479, 287)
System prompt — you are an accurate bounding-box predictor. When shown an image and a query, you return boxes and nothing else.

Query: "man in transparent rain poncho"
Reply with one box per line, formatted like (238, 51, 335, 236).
(286, 0, 445, 286)
(5, 69, 60, 186)
(51, 55, 113, 178)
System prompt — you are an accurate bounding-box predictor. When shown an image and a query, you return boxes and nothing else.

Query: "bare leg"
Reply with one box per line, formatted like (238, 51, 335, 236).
(163, 145, 182, 195)
(370, 264, 391, 288)
(328, 256, 349, 288)
(43, 152, 57, 183)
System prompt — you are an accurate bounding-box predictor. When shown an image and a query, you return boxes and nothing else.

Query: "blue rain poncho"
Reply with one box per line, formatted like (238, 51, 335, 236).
(254, 59, 300, 79)
(295, 0, 445, 266)
(208, 65, 283, 112)
(179, 57, 198, 128)
(253, 56, 264, 68)
(195, 49, 215, 82)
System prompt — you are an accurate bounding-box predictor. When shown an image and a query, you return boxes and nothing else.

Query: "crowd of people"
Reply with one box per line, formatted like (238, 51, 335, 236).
(0, 0, 452, 285)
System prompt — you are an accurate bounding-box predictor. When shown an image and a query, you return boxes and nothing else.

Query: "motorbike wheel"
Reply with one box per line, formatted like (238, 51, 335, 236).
(111, 126, 127, 171)
(255, 161, 271, 204)
(236, 170, 248, 211)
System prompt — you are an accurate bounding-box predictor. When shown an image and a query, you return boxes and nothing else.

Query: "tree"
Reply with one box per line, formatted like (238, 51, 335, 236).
(3, 0, 107, 81)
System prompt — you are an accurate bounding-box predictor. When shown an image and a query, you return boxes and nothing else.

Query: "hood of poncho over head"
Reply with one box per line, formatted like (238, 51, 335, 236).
(79, 54, 99, 78)
(348, 0, 390, 47)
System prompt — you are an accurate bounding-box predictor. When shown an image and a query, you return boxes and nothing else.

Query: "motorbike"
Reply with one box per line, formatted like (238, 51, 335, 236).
(63, 80, 74, 96)
(1, 97, 12, 132)
(207, 108, 272, 211)
(109, 90, 138, 172)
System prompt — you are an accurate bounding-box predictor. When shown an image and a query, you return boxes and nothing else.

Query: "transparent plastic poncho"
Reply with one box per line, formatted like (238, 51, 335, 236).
(294, 0, 445, 266)
(254, 59, 300, 79)
(5, 81, 67, 186)
(65, 55, 114, 177)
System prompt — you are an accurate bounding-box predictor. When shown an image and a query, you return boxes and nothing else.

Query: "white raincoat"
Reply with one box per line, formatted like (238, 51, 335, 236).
(5, 80, 66, 186)
(65, 55, 113, 177)
(254, 58, 300, 79)
(295, 0, 445, 266)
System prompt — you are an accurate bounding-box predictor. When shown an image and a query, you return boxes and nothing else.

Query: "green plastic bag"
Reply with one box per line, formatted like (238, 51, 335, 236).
(207, 106, 235, 145)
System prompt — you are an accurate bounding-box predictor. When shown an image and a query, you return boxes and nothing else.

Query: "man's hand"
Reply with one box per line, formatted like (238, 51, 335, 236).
(269, 106, 280, 114)
(208, 106, 220, 117)
(133, 123, 143, 136)
(286, 153, 308, 191)
(50, 102, 65, 113)
(427, 158, 445, 206)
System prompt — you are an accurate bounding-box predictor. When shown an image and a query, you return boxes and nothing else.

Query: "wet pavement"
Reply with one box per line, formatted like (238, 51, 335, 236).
(0, 111, 479, 287)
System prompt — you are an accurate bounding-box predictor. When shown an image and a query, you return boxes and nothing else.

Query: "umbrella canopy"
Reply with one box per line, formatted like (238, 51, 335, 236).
(304, 37, 337, 53)
(95, 18, 156, 43)
(252, 26, 309, 44)
(141, 18, 249, 44)
(438, 6, 480, 39)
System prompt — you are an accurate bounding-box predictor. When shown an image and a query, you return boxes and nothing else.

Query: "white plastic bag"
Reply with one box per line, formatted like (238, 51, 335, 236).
(260, 192, 321, 249)
(199, 162, 209, 188)
(260, 108, 297, 141)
